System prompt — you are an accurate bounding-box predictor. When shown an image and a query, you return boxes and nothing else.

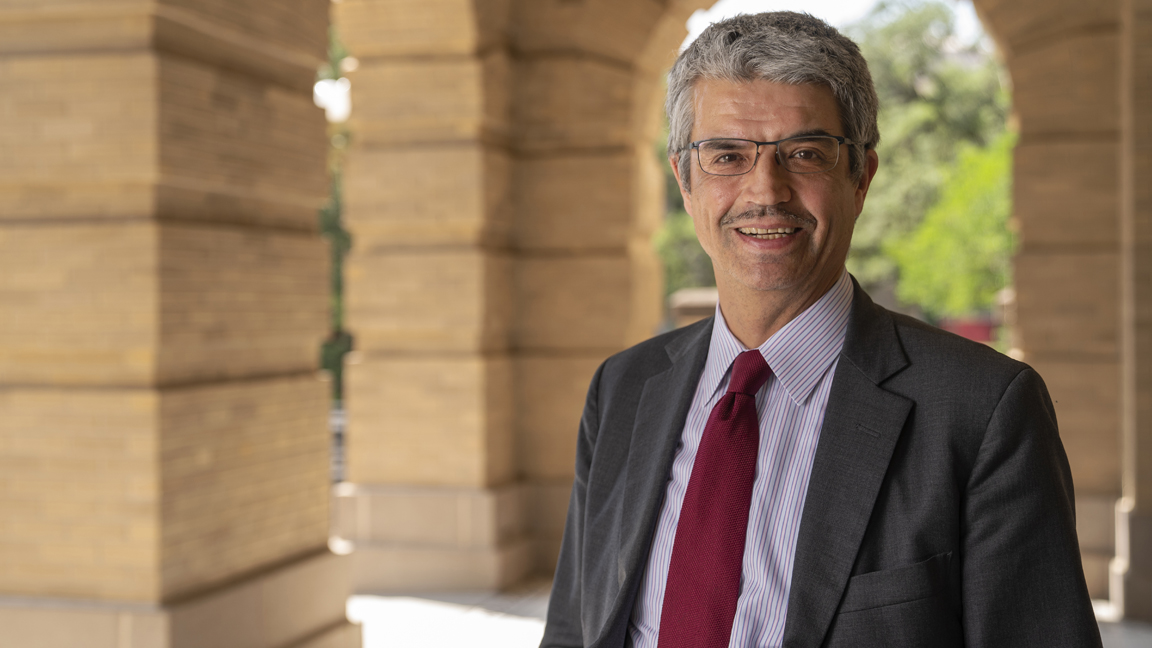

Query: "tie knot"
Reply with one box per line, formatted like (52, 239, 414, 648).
(727, 350, 771, 396)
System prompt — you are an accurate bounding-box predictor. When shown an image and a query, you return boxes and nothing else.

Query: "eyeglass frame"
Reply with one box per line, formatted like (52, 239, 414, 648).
(688, 134, 858, 176)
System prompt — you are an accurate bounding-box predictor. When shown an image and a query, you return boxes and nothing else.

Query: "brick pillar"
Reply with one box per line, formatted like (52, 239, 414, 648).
(0, 3, 359, 646)
(1115, 0, 1152, 621)
(973, 0, 1123, 600)
(332, 0, 704, 589)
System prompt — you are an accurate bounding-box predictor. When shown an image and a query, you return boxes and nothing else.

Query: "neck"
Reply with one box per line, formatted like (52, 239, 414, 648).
(716, 272, 841, 348)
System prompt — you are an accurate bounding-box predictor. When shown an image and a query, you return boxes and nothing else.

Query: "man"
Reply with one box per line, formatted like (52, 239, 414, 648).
(540, 11, 1101, 648)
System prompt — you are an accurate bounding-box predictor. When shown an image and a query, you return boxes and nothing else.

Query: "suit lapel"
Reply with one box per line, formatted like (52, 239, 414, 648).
(781, 283, 913, 648)
(591, 319, 713, 648)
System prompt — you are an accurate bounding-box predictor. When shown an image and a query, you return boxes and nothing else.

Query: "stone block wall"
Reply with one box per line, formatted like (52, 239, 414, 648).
(0, 387, 159, 601)
(0, 1, 359, 645)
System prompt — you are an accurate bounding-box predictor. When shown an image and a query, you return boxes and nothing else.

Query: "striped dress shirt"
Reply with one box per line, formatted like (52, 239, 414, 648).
(627, 270, 854, 648)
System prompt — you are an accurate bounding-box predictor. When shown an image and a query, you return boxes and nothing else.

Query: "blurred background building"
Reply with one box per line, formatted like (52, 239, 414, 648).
(2, 0, 1151, 645)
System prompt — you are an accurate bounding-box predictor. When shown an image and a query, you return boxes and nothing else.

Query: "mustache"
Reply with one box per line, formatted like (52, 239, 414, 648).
(719, 205, 816, 228)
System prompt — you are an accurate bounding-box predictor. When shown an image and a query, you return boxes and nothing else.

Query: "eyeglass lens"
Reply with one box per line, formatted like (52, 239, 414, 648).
(696, 137, 841, 175)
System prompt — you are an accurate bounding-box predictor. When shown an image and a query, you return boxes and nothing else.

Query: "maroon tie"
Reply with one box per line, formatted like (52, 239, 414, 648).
(657, 349, 771, 648)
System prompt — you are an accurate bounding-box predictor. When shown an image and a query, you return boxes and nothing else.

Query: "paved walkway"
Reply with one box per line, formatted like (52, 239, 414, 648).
(347, 580, 1152, 647)
(348, 579, 550, 648)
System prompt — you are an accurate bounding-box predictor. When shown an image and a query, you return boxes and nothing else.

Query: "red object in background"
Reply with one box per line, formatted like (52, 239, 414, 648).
(939, 317, 995, 343)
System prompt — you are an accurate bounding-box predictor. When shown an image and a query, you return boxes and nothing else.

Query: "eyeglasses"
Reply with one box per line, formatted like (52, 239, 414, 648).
(690, 135, 856, 176)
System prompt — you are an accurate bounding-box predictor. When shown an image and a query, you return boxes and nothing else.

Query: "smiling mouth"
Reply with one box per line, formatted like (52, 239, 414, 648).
(737, 227, 798, 240)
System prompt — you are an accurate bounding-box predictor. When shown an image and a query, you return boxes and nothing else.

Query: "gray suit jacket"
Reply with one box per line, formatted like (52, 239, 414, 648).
(541, 281, 1101, 648)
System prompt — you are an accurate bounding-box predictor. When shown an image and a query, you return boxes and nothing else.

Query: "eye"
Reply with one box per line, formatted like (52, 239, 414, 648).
(711, 151, 749, 166)
(788, 146, 828, 161)
(696, 140, 759, 174)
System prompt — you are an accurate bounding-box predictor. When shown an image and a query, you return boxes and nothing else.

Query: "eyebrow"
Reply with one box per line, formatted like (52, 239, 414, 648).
(691, 127, 847, 145)
(785, 128, 837, 139)
(702, 128, 841, 144)
(707, 140, 747, 149)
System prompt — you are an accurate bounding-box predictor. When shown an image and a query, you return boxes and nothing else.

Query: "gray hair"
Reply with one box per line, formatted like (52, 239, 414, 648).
(666, 12, 879, 190)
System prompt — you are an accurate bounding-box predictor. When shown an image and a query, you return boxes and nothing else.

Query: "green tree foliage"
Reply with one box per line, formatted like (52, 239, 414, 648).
(319, 166, 353, 402)
(318, 26, 354, 403)
(655, 209, 715, 296)
(845, 0, 1010, 310)
(887, 130, 1016, 317)
(318, 26, 349, 82)
(654, 135, 715, 297)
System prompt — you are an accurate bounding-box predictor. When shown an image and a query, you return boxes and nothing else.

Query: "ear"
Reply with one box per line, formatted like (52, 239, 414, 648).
(853, 149, 880, 216)
(670, 153, 693, 215)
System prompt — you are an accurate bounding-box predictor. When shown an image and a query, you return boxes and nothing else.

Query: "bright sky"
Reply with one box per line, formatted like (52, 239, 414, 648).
(684, 0, 983, 47)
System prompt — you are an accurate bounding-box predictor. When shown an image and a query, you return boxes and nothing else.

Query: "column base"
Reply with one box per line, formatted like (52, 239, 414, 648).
(1110, 498, 1152, 622)
(0, 551, 360, 648)
(1078, 493, 1118, 599)
(332, 482, 536, 592)
(349, 538, 535, 592)
(1084, 552, 1112, 600)
(527, 479, 572, 577)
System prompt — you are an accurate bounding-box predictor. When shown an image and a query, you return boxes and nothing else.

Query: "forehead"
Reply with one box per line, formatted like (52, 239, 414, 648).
(690, 78, 841, 138)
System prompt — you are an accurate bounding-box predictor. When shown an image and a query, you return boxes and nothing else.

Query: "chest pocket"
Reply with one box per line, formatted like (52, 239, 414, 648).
(823, 552, 961, 648)
(839, 551, 951, 612)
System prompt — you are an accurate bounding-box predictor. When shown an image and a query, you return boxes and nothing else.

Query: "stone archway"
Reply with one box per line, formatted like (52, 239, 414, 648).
(2, 0, 1149, 644)
(972, 0, 1152, 618)
(334, 0, 1152, 622)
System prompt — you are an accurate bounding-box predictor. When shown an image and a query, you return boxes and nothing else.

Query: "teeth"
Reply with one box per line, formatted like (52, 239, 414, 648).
(738, 227, 796, 239)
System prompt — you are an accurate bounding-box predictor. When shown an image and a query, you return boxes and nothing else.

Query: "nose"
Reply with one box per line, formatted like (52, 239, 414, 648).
(743, 145, 792, 205)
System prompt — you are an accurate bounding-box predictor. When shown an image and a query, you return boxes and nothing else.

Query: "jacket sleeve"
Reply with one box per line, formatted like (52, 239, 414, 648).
(960, 367, 1102, 647)
(540, 361, 607, 648)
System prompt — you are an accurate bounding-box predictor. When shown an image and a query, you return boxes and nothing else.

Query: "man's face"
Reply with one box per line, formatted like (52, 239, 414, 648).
(672, 79, 878, 303)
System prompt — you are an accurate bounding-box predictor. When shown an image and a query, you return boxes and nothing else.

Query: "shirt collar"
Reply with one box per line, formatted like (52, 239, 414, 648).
(703, 269, 854, 407)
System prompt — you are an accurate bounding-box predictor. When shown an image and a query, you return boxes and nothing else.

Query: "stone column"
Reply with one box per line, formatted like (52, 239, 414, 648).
(507, 0, 704, 574)
(973, 0, 1124, 600)
(0, 2, 359, 646)
(332, 0, 704, 588)
(1114, 0, 1152, 621)
(333, 0, 528, 591)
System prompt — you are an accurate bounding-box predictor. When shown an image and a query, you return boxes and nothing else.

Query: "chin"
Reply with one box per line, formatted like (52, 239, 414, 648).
(733, 272, 805, 294)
